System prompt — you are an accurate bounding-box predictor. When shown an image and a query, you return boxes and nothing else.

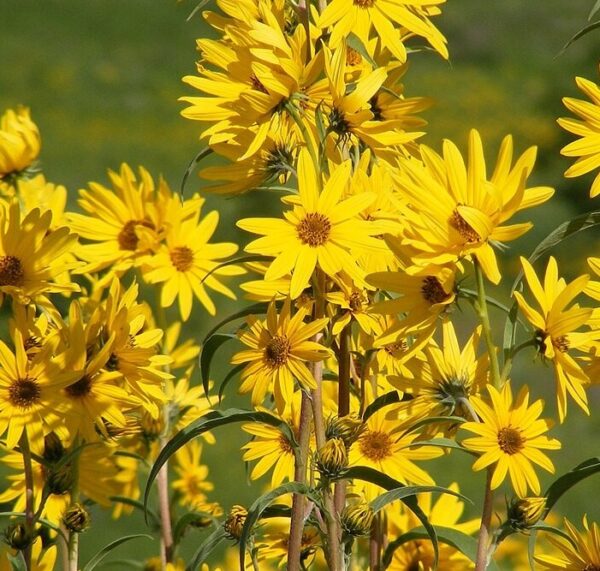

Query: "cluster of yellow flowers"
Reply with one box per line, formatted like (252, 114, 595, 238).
(1, 1, 600, 570)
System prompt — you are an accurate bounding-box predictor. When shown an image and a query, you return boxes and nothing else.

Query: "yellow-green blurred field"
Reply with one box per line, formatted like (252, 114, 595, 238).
(1, 0, 599, 567)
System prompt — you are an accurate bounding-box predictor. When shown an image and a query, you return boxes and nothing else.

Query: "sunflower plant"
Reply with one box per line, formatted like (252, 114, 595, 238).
(1, 1, 600, 571)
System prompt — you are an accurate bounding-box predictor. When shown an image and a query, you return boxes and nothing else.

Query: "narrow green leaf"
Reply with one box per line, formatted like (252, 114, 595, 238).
(82, 534, 152, 571)
(559, 20, 600, 54)
(240, 482, 316, 570)
(180, 147, 213, 196)
(109, 496, 158, 526)
(528, 522, 578, 570)
(405, 437, 476, 456)
(530, 523, 577, 546)
(144, 409, 297, 517)
(544, 457, 600, 514)
(362, 391, 401, 420)
(370, 485, 472, 513)
(219, 363, 246, 403)
(199, 255, 269, 287)
(590, 0, 600, 20)
(403, 416, 465, 435)
(336, 466, 438, 568)
(502, 299, 520, 372)
(173, 511, 220, 545)
(186, 526, 228, 571)
(202, 302, 269, 344)
(199, 333, 237, 398)
(346, 33, 377, 67)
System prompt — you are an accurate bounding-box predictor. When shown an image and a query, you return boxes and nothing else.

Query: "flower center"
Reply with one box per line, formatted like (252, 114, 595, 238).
(264, 335, 291, 367)
(582, 565, 600, 571)
(118, 219, 155, 251)
(449, 210, 481, 243)
(384, 340, 408, 355)
(278, 434, 294, 454)
(8, 377, 41, 409)
(329, 107, 351, 135)
(552, 335, 569, 353)
(420, 276, 450, 305)
(0, 255, 25, 286)
(170, 246, 194, 272)
(65, 375, 93, 399)
(349, 291, 365, 312)
(346, 47, 363, 66)
(359, 430, 392, 461)
(497, 426, 525, 455)
(354, 0, 376, 7)
(297, 213, 331, 247)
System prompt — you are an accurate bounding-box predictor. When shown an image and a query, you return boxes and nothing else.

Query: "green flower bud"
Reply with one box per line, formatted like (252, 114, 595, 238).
(2, 522, 33, 551)
(63, 503, 91, 533)
(316, 437, 348, 479)
(341, 502, 375, 537)
(507, 496, 546, 530)
(47, 463, 74, 495)
(325, 415, 364, 447)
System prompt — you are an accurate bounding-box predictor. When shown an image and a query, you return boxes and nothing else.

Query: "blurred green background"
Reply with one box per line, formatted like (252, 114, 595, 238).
(1, 0, 599, 568)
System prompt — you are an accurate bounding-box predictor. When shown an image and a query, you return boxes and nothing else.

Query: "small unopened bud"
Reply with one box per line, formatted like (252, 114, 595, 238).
(141, 412, 164, 440)
(63, 503, 91, 533)
(507, 497, 546, 530)
(325, 415, 364, 447)
(316, 438, 348, 479)
(43, 433, 65, 463)
(47, 464, 74, 495)
(224, 505, 247, 540)
(2, 522, 33, 551)
(341, 502, 375, 537)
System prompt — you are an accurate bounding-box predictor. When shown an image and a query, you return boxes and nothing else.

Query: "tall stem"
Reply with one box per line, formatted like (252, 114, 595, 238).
(68, 438, 81, 571)
(472, 259, 502, 571)
(287, 391, 313, 571)
(334, 323, 351, 514)
(20, 431, 35, 571)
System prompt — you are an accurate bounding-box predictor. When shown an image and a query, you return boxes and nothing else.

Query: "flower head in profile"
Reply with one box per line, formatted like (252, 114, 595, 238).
(0, 107, 40, 181)
(514, 256, 600, 422)
(558, 65, 600, 197)
(231, 298, 330, 412)
(461, 383, 561, 498)
(535, 516, 600, 570)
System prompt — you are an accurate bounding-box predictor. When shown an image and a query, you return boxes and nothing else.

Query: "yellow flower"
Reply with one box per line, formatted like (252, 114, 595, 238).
(514, 256, 600, 421)
(143, 198, 242, 319)
(558, 65, 600, 197)
(231, 298, 330, 412)
(461, 383, 561, 498)
(0, 107, 40, 179)
(319, 0, 448, 63)
(394, 129, 554, 283)
(238, 148, 386, 299)
(535, 516, 600, 570)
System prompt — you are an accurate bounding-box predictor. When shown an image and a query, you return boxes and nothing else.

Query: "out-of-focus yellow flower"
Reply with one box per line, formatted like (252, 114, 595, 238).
(0, 107, 40, 179)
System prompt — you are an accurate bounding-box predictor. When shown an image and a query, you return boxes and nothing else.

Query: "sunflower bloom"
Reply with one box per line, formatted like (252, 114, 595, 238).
(0, 107, 40, 180)
(237, 149, 386, 299)
(558, 65, 600, 197)
(514, 256, 600, 421)
(461, 383, 561, 498)
(535, 516, 600, 570)
(231, 298, 330, 412)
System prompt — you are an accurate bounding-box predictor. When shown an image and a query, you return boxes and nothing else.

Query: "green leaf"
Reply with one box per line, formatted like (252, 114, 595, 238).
(382, 526, 490, 569)
(218, 363, 246, 403)
(173, 511, 220, 546)
(336, 466, 438, 568)
(560, 20, 600, 54)
(370, 485, 472, 514)
(199, 255, 270, 288)
(544, 457, 600, 515)
(346, 33, 377, 67)
(240, 482, 317, 570)
(202, 302, 269, 344)
(199, 333, 237, 399)
(186, 526, 228, 571)
(82, 534, 152, 571)
(502, 299, 520, 374)
(109, 496, 159, 526)
(511, 210, 600, 294)
(180, 147, 213, 196)
(590, 0, 600, 20)
(362, 391, 401, 421)
(144, 409, 297, 517)
(403, 416, 465, 435)
(8, 553, 26, 571)
(528, 522, 578, 570)
(404, 437, 476, 456)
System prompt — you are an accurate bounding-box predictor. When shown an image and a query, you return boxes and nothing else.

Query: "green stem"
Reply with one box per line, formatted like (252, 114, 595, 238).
(334, 323, 351, 514)
(68, 437, 81, 571)
(500, 338, 537, 382)
(285, 101, 320, 182)
(20, 431, 35, 571)
(475, 469, 494, 571)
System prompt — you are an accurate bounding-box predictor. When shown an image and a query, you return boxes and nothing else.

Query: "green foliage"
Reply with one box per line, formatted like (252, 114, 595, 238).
(82, 534, 152, 571)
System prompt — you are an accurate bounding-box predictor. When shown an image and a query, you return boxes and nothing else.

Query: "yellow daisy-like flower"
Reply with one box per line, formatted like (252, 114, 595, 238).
(143, 198, 242, 319)
(231, 298, 330, 412)
(461, 383, 561, 498)
(514, 256, 600, 422)
(319, 0, 448, 63)
(558, 65, 600, 197)
(394, 129, 554, 283)
(237, 148, 386, 299)
(0, 202, 79, 303)
(535, 516, 600, 570)
(0, 107, 40, 179)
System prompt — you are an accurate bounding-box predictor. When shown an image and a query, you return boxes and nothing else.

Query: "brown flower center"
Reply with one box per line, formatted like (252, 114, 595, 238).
(449, 210, 481, 243)
(420, 276, 450, 305)
(117, 219, 155, 251)
(278, 434, 294, 454)
(8, 377, 41, 409)
(170, 246, 194, 272)
(0, 255, 25, 286)
(297, 213, 331, 247)
(348, 291, 365, 312)
(384, 340, 408, 355)
(497, 426, 525, 455)
(354, 0, 376, 7)
(582, 565, 600, 571)
(264, 335, 291, 367)
(552, 335, 569, 353)
(65, 375, 93, 399)
(346, 47, 363, 66)
(359, 430, 392, 461)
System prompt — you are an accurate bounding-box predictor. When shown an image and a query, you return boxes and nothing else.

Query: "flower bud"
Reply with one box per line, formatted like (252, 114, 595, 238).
(141, 412, 164, 440)
(507, 496, 546, 530)
(43, 432, 66, 463)
(63, 503, 91, 533)
(316, 437, 348, 479)
(47, 463, 74, 495)
(341, 502, 375, 537)
(2, 522, 33, 551)
(224, 505, 248, 540)
(0, 108, 40, 179)
(325, 415, 364, 447)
